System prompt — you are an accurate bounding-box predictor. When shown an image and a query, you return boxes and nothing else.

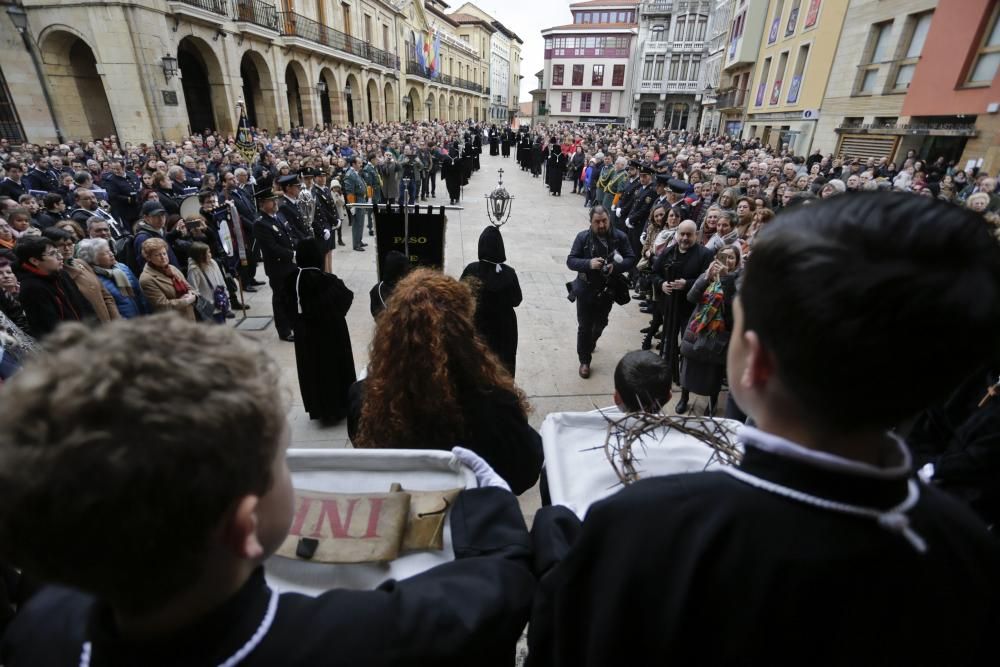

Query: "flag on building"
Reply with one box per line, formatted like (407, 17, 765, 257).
(430, 32, 441, 78)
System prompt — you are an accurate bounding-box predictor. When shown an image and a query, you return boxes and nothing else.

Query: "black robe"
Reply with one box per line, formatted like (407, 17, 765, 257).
(500, 130, 511, 157)
(652, 243, 714, 372)
(530, 141, 544, 177)
(1, 489, 536, 667)
(281, 267, 355, 421)
(545, 147, 567, 195)
(527, 428, 1000, 665)
(441, 151, 463, 203)
(461, 227, 522, 377)
(489, 130, 499, 156)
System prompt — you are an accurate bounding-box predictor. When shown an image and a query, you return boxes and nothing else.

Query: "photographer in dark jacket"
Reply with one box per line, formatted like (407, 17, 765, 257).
(566, 205, 636, 378)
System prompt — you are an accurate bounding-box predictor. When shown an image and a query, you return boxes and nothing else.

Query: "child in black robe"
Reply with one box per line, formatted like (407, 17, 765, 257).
(527, 193, 1000, 665)
(0, 314, 535, 667)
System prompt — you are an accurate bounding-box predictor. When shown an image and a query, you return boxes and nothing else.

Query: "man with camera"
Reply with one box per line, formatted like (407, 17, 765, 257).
(567, 205, 636, 379)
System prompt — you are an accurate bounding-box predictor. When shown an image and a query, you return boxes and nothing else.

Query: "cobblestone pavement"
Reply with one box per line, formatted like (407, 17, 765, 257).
(236, 150, 683, 522)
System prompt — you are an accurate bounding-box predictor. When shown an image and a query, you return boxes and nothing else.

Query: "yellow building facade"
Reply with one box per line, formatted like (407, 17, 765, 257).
(744, 0, 848, 153)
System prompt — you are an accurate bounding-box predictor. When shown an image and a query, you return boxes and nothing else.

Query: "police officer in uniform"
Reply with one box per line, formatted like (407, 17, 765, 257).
(624, 164, 657, 258)
(615, 160, 643, 233)
(103, 160, 141, 228)
(277, 174, 313, 243)
(666, 178, 692, 222)
(253, 188, 297, 342)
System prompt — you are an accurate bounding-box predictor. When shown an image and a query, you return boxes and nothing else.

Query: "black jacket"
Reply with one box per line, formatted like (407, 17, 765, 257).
(103, 173, 141, 225)
(254, 212, 296, 279)
(566, 228, 636, 299)
(14, 266, 94, 338)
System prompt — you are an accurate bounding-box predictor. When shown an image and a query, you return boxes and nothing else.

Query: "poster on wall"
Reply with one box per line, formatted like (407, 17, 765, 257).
(768, 17, 780, 44)
(786, 6, 800, 35)
(805, 0, 822, 28)
(787, 75, 802, 104)
(770, 79, 783, 105)
(756, 81, 767, 107)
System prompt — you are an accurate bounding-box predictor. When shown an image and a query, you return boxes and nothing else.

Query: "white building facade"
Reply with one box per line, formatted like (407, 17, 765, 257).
(541, 0, 639, 125)
(629, 0, 711, 131)
(698, 0, 735, 136)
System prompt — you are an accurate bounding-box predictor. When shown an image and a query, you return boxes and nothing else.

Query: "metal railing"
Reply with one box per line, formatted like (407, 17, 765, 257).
(837, 120, 977, 134)
(407, 61, 484, 93)
(171, 0, 227, 14)
(233, 0, 279, 31)
(641, 0, 673, 14)
(715, 88, 747, 109)
(277, 12, 398, 69)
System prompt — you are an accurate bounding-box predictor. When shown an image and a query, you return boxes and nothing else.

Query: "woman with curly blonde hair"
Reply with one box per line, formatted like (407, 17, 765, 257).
(348, 268, 543, 494)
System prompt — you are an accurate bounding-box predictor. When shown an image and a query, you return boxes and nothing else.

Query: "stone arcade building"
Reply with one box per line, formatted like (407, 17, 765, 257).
(1, 0, 493, 144)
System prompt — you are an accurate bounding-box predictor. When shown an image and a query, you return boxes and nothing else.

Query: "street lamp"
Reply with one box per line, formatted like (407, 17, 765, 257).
(161, 54, 178, 81)
(317, 79, 328, 94)
(6, 5, 28, 34)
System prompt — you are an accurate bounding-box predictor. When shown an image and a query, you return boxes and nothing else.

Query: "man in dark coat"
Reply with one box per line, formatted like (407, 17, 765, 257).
(652, 219, 713, 388)
(566, 206, 636, 379)
(489, 126, 499, 156)
(472, 128, 482, 171)
(277, 174, 312, 244)
(254, 189, 297, 341)
(441, 143, 463, 205)
(500, 127, 512, 158)
(624, 165, 657, 257)
(103, 160, 141, 227)
(461, 226, 522, 377)
(528, 193, 1000, 667)
(13, 236, 94, 338)
(615, 160, 643, 232)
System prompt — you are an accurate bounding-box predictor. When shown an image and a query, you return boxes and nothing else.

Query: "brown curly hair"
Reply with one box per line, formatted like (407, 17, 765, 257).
(356, 268, 529, 449)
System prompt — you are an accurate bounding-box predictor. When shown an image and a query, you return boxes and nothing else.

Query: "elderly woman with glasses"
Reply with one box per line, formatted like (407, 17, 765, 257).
(76, 238, 150, 319)
(42, 227, 119, 322)
(138, 237, 196, 321)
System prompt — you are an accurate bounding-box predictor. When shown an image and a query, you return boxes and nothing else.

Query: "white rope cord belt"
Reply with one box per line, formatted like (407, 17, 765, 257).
(79, 588, 279, 667)
(722, 467, 929, 554)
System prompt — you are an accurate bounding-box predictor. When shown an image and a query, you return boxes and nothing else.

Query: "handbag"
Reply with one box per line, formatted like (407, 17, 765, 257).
(193, 294, 216, 322)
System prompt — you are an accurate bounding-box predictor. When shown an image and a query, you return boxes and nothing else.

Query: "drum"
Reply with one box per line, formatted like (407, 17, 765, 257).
(179, 194, 201, 220)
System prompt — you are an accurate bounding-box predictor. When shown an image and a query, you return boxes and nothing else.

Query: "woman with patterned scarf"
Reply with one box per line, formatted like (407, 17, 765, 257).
(677, 245, 741, 416)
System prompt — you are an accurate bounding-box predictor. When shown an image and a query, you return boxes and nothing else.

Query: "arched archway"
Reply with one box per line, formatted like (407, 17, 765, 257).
(426, 92, 436, 121)
(448, 95, 455, 123)
(383, 81, 397, 122)
(318, 68, 341, 126)
(365, 79, 380, 123)
(240, 50, 278, 132)
(39, 29, 116, 140)
(345, 72, 363, 125)
(438, 93, 446, 122)
(177, 36, 232, 135)
(405, 86, 421, 122)
(285, 60, 313, 129)
(666, 102, 689, 131)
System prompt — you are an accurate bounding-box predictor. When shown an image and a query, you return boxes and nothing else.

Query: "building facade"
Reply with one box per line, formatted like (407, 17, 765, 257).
(0, 0, 494, 145)
(541, 0, 639, 125)
(812, 0, 938, 162)
(715, 0, 768, 139)
(744, 0, 849, 153)
(900, 0, 1000, 172)
(697, 0, 734, 136)
(630, 0, 710, 131)
(452, 2, 524, 123)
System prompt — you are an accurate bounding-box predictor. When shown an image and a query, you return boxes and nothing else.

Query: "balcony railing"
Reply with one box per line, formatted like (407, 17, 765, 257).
(277, 12, 398, 69)
(172, 0, 227, 14)
(715, 87, 747, 109)
(836, 120, 977, 135)
(639, 79, 700, 94)
(233, 0, 279, 31)
(641, 0, 673, 14)
(407, 61, 484, 93)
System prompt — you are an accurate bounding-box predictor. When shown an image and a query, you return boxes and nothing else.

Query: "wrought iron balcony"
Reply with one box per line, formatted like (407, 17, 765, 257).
(172, 0, 227, 14)
(233, 0, 279, 31)
(715, 87, 747, 109)
(276, 12, 398, 69)
(407, 61, 484, 93)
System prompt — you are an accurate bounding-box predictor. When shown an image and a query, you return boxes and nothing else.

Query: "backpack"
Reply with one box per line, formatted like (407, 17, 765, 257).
(113, 233, 138, 274)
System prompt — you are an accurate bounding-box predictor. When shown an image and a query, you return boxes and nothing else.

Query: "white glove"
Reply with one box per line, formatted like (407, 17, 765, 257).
(625, 218, 633, 229)
(323, 229, 331, 241)
(451, 446, 511, 491)
(615, 207, 622, 217)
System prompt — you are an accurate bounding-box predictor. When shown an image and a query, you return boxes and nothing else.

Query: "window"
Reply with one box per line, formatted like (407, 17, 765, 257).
(364, 14, 372, 43)
(787, 43, 809, 103)
(600, 12, 609, 23)
(771, 51, 788, 103)
(857, 22, 892, 94)
(968, 4, 1000, 85)
(651, 25, 664, 42)
(383, 24, 391, 50)
(561, 92, 572, 112)
(894, 12, 932, 90)
(653, 56, 665, 81)
(552, 64, 564, 85)
(592, 64, 604, 86)
(785, 0, 801, 36)
(695, 15, 708, 41)
(573, 64, 584, 85)
(599, 91, 612, 113)
(580, 92, 592, 112)
(643, 56, 654, 80)
(342, 4, 351, 35)
(769, 0, 785, 44)
(612, 64, 625, 86)
(755, 57, 772, 106)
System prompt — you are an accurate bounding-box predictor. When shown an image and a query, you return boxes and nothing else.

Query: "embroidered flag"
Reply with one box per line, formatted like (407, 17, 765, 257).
(235, 104, 258, 165)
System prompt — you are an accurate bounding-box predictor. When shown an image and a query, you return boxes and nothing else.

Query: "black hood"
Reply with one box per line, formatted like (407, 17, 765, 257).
(382, 250, 411, 284)
(478, 225, 506, 264)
